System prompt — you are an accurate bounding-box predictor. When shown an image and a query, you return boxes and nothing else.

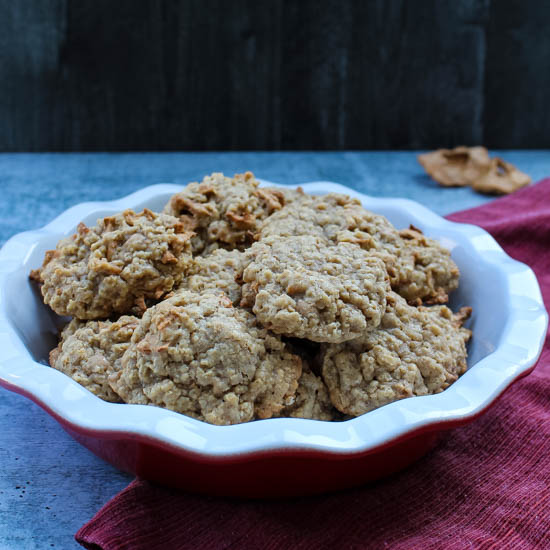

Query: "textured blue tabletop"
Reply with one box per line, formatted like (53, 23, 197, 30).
(1, 151, 549, 549)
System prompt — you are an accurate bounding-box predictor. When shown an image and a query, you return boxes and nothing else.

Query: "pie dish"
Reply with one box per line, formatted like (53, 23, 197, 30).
(0, 181, 547, 497)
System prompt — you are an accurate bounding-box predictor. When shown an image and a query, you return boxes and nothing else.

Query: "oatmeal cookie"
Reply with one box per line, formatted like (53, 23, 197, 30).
(241, 236, 389, 343)
(181, 248, 245, 305)
(163, 172, 287, 252)
(257, 192, 358, 242)
(49, 316, 139, 402)
(389, 226, 460, 305)
(278, 366, 337, 421)
(258, 194, 459, 304)
(110, 290, 302, 425)
(321, 292, 471, 417)
(34, 209, 193, 319)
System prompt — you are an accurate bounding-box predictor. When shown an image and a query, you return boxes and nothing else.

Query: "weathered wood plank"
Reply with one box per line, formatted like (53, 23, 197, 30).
(0, 1, 548, 150)
(352, 0, 489, 149)
(484, 0, 550, 148)
(0, 0, 67, 150)
(59, 0, 284, 150)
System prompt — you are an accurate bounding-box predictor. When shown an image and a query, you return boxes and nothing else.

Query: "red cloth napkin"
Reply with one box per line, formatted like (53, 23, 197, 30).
(76, 181, 550, 550)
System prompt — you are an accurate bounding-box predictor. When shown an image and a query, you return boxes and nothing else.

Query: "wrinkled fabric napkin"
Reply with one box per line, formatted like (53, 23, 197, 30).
(77, 180, 550, 550)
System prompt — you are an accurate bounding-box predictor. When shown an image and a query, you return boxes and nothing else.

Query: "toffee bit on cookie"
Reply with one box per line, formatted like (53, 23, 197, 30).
(422, 287, 450, 306)
(43, 249, 59, 266)
(219, 294, 234, 308)
(197, 181, 217, 196)
(122, 210, 135, 226)
(77, 222, 90, 235)
(161, 250, 177, 264)
(136, 339, 152, 353)
(173, 221, 191, 234)
(29, 268, 42, 283)
(253, 188, 286, 212)
(172, 196, 217, 218)
(154, 288, 166, 299)
(226, 210, 256, 229)
(450, 306, 472, 328)
(399, 226, 424, 240)
(89, 258, 123, 275)
(103, 216, 118, 232)
(142, 208, 156, 221)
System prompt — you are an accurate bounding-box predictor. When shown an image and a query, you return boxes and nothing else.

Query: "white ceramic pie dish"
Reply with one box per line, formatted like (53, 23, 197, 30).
(0, 181, 547, 497)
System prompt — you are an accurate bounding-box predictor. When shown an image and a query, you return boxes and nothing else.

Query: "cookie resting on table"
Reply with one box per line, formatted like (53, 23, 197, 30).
(258, 193, 459, 305)
(31, 209, 193, 319)
(49, 316, 139, 402)
(241, 235, 390, 343)
(321, 292, 472, 417)
(109, 290, 302, 425)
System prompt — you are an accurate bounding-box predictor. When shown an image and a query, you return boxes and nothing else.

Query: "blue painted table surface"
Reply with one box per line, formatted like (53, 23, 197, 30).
(0, 151, 549, 549)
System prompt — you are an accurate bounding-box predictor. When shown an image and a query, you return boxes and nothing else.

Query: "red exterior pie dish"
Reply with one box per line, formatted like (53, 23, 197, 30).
(0, 182, 546, 497)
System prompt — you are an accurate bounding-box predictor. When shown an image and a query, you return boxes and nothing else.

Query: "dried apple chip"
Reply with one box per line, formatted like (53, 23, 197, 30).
(417, 146, 491, 187)
(418, 146, 531, 195)
(471, 158, 531, 195)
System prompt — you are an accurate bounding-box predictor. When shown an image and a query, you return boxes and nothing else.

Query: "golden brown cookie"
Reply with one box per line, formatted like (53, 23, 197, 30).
(321, 292, 471, 417)
(49, 316, 139, 402)
(241, 235, 389, 343)
(391, 225, 460, 305)
(110, 290, 302, 425)
(34, 209, 193, 319)
(258, 194, 459, 304)
(163, 172, 287, 252)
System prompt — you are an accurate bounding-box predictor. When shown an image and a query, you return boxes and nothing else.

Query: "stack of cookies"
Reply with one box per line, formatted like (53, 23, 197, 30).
(32, 172, 472, 425)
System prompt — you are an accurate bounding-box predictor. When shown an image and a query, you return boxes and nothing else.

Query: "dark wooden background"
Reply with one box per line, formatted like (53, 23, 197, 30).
(1, 0, 549, 151)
